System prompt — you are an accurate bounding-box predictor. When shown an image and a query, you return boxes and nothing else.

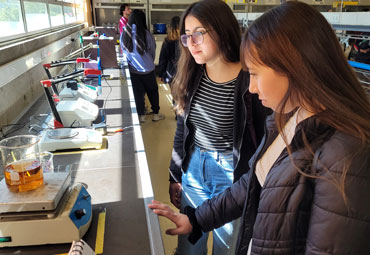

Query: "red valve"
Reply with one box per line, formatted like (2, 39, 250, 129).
(54, 120, 64, 129)
(52, 94, 60, 103)
(84, 69, 101, 76)
(76, 58, 90, 63)
(40, 80, 52, 87)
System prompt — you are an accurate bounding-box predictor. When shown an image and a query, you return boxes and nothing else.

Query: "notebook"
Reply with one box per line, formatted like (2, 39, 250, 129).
(68, 239, 95, 255)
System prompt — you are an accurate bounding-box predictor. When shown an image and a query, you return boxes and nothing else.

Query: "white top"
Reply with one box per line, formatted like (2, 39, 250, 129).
(248, 108, 314, 254)
(255, 109, 299, 186)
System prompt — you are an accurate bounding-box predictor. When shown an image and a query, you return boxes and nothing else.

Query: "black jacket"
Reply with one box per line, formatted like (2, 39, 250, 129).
(169, 67, 267, 183)
(157, 38, 180, 83)
(192, 114, 370, 254)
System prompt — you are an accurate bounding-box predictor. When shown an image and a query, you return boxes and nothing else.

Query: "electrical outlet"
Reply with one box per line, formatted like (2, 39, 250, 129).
(332, 13, 340, 23)
(40, 49, 46, 60)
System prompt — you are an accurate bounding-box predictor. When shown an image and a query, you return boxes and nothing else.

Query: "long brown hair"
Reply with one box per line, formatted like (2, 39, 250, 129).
(241, 1, 370, 201)
(167, 16, 180, 41)
(123, 9, 148, 55)
(172, 0, 241, 113)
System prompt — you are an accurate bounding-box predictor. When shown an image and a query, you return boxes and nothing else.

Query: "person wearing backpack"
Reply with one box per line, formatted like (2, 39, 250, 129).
(158, 16, 181, 85)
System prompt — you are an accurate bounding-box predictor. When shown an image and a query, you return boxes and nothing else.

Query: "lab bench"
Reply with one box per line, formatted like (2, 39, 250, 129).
(0, 64, 164, 254)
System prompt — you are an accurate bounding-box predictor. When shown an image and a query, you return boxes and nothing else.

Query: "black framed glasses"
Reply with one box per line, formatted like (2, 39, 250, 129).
(180, 30, 211, 47)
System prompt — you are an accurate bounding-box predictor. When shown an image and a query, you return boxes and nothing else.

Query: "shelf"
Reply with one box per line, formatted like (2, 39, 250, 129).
(150, 8, 187, 11)
(322, 12, 370, 32)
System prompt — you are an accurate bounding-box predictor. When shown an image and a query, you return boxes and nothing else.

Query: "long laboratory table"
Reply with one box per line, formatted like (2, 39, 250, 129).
(0, 58, 164, 254)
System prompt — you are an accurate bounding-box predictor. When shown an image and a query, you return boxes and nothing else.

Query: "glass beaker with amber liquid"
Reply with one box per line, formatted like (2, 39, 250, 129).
(0, 135, 44, 192)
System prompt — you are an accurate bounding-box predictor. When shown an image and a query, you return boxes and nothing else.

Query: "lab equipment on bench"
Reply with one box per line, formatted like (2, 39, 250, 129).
(0, 172, 93, 247)
(57, 69, 103, 103)
(43, 58, 90, 95)
(38, 71, 104, 152)
(38, 128, 103, 152)
(56, 98, 99, 128)
(43, 59, 100, 103)
(40, 71, 103, 128)
(348, 60, 370, 71)
(58, 79, 98, 103)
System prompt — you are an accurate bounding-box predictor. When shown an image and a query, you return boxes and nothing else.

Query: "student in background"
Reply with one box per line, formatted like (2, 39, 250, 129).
(121, 9, 165, 123)
(119, 4, 132, 35)
(149, 2, 370, 254)
(166, 0, 267, 254)
(158, 16, 181, 85)
(353, 35, 370, 64)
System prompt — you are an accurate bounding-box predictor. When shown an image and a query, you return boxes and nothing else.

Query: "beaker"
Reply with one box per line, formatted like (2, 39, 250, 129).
(0, 135, 44, 192)
(40, 151, 54, 173)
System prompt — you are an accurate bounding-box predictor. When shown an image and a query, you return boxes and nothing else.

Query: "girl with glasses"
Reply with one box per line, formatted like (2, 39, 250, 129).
(166, 0, 267, 254)
(150, 1, 370, 254)
(121, 9, 165, 123)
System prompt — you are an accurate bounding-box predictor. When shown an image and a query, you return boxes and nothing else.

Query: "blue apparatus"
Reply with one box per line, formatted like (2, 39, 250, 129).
(348, 60, 370, 71)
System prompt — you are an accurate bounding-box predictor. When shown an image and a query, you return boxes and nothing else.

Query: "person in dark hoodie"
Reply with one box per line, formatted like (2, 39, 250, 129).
(149, 2, 370, 254)
(158, 16, 181, 85)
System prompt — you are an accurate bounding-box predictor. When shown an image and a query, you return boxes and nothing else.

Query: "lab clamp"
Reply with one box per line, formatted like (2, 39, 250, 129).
(37, 58, 108, 152)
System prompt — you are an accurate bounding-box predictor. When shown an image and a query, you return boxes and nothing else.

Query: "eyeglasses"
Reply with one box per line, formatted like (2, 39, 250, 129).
(180, 30, 211, 47)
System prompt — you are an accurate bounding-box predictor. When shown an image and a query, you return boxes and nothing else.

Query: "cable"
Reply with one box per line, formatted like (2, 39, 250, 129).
(70, 119, 82, 128)
(0, 122, 28, 140)
(103, 70, 113, 111)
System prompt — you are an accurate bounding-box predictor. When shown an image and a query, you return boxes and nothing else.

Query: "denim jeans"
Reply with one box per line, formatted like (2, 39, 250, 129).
(178, 146, 240, 255)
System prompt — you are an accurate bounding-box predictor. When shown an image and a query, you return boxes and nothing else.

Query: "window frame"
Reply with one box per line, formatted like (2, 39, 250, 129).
(49, 3, 65, 27)
(0, 0, 86, 45)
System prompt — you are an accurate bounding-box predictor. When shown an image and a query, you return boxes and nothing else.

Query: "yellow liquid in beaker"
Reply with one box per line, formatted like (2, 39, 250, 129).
(4, 159, 44, 192)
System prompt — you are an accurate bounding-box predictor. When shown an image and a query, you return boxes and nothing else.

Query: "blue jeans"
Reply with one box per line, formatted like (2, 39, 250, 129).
(178, 146, 240, 255)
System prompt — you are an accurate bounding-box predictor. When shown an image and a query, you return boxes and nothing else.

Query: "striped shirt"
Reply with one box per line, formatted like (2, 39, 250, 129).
(188, 70, 236, 151)
(119, 16, 128, 34)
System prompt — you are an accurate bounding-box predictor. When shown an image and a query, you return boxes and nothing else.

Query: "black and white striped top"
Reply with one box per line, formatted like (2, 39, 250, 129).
(188, 70, 236, 151)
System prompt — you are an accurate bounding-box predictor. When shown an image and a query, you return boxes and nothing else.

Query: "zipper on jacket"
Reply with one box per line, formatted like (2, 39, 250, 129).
(236, 123, 270, 255)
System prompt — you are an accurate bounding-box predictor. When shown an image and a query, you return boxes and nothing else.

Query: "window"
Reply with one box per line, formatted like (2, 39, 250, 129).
(76, 7, 84, 22)
(24, 1, 49, 32)
(49, 4, 64, 26)
(0, 0, 24, 37)
(63, 5, 76, 24)
(0, 0, 85, 41)
(75, 0, 84, 21)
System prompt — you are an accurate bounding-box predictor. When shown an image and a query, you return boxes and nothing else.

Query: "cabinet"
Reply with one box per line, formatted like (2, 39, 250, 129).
(148, 1, 196, 34)
(92, 0, 148, 27)
(154, 34, 166, 65)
